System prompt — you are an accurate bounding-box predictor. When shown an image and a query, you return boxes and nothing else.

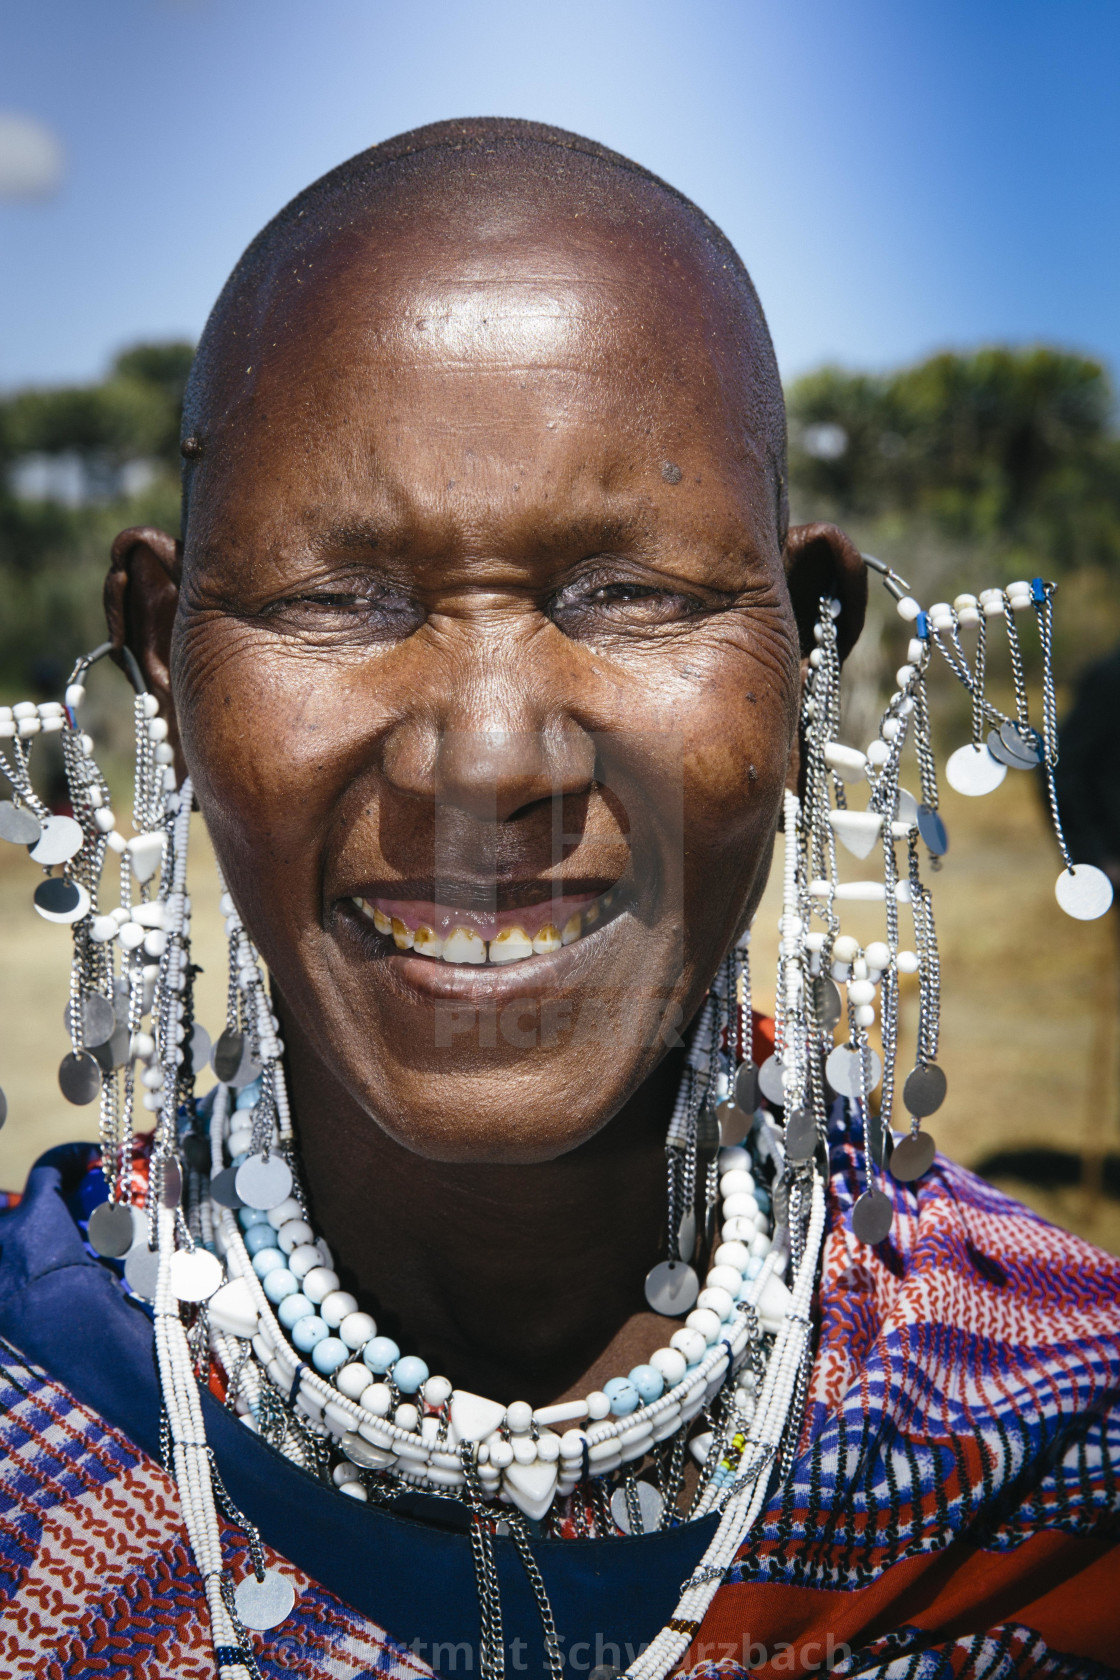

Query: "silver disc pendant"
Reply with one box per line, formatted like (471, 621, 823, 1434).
(124, 1242, 160, 1301)
(903, 1062, 947, 1117)
(188, 1023, 212, 1077)
(59, 1049, 101, 1105)
(29, 815, 84, 866)
(92, 1024, 130, 1073)
(825, 1044, 882, 1100)
(717, 1098, 751, 1145)
(676, 1209, 696, 1264)
(644, 1259, 699, 1317)
(160, 1157, 183, 1210)
(891, 1130, 936, 1182)
(999, 720, 1043, 765)
(0, 1087, 6, 1129)
(733, 1062, 759, 1113)
(209, 1165, 243, 1208)
(1055, 863, 1114, 921)
(34, 877, 91, 923)
(896, 787, 919, 826)
(784, 1107, 817, 1163)
(757, 1054, 786, 1106)
(0, 800, 41, 845)
(87, 1200, 136, 1258)
(916, 805, 949, 856)
(63, 992, 116, 1049)
(945, 742, 1007, 796)
(986, 728, 1035, 771)
(235, 1151, 293, 1211)
(211, 1028, 245, 1083)
(695, 1104, 720, 1159)
(851, 1188, 894, 1244)
(234, 1569, 296, 1632)
(610, 1481, 664, 1536)
(812, 976, 843, 1031)
(169, 1246, 223, 1303)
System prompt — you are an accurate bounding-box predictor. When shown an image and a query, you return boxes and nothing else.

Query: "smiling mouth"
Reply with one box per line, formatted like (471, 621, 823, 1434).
(350, 884, 626, 966)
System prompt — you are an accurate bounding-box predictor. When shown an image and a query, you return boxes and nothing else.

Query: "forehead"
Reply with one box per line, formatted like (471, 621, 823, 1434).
(185, 199, 776, 552)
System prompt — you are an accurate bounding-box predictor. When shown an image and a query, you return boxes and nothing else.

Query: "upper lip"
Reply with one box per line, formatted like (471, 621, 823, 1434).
(338, 876, 623, 911)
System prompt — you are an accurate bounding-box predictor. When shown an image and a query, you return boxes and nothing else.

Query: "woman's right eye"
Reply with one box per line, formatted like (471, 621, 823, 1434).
(262, 586, 424, 637)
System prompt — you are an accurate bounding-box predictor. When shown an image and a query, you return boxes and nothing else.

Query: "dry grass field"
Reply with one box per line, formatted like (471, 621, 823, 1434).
(2, 770, 1118, 1252)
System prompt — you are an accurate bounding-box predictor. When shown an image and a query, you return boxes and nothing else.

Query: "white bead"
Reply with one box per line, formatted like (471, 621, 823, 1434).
(706, 1265, 742, 1295)
(722, 1216, 759, 1243)
(536, 1430, 561, 1463)
(586, 1390, 611, 1420)
(93, 807, 116, 833)
(685, 1307, 722, 1343)
(865, 940, 890, 969)
(302, 1267, 340, 1304)
(719, 1169, 755, 1198)
(129, 1031, 155, 1059)
(276, 1219, 314, 1254)
(832, 934, 859, 962)
(336, 1362, 370, 1400)
(559, 1429, 588, 1458)
(416, 1374, 449, 1409)
(957, 605, 980, 627)
(867, 740, 891, 766)
(712, 1241, 751, 1271)
(953, 593, 977, 610)
(895, 665, 916, 687)
(339, 1311, 376, 1348)
(897, 949, 920, 974)
(533, 1399, 588, 1426)
(395, 1403, 420, 1431)
(89, 915, 117, 944)
(649, 1346, 687, 1386)
(847, 979, 875, 1006)
(488, 1438, 514, 1468)
(267, 1198, 303, 1229)
(140, 693, 160, 718)
(511, 1436, 537, 1465)
(906, 639, 925, 663)
(854, 1004, 876, 1027)
(670, 1327, 707, 1364)
(697, 1286, 734, 1320)
(505, 1400, 533, 1435)
(896, 596, 921, 621)
(106, 830, 127, 853)
(723, 1192, 758, 1220)
(750, 1231, 771, 1258)
(361, 1383, 392, 1416)
(882, 718, 901, 741)
(65, 684, 85, 707)
(320, 1290, 359, 1328)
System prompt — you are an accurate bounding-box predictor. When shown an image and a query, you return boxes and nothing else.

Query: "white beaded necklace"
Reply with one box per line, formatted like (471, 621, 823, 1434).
(144, 779, 824, 1680)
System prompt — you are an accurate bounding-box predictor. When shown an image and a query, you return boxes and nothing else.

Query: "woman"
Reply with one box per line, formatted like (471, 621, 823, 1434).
(1, 119, 1117, 1680)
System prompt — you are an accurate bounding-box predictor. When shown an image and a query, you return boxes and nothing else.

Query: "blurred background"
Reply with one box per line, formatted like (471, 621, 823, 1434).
(2, 0, 1118, 1246)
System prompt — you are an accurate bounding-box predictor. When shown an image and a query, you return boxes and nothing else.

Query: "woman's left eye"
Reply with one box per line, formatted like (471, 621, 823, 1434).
(550, 576, 708, 629)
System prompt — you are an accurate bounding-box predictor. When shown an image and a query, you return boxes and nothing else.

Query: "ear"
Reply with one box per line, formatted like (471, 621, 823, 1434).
(104, 526, 183, 754)
(783, 521, 867, 662)
(782, 522, 868, 799)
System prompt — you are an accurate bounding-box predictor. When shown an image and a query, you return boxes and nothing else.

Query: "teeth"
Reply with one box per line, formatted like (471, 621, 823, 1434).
(442, 927, 487, 964)
(583, 902, 599, 927)
(391, 917, 415, 951)
(532, 924, 561, 955)
(373, 907, 392, 935)
(412, 924, 444, 958)
(562, 913, 582, 945)
(489, 926, 534, 964)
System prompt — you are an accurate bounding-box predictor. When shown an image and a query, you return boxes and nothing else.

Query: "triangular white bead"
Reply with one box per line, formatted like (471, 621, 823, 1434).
(827, 808, 884, 859)
(448, 1390, 507, 1444)
(756, 1273, 794, 1334)
(503, 1458, 558, 1521)
(128, 831, 165, 883)
(208, 1275, 260, 1340)
(823, 742, 868, 784)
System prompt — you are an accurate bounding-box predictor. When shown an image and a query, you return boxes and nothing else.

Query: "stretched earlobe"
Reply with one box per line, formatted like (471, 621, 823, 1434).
(784, 522, 867, 663)
(104, 525, 183, 747)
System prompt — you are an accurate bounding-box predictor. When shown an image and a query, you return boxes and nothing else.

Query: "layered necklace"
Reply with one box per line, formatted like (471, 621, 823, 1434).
(1, 569, 1110, 1680)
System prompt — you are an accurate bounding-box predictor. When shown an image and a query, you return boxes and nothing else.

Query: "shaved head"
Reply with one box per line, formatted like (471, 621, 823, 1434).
(180, 116, 787, 540)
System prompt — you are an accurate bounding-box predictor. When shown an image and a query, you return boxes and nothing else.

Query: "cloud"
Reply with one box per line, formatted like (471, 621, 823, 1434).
(0, 112, 65, 201)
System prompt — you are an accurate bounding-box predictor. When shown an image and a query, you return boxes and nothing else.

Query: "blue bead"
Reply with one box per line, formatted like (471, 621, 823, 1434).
(1031, 577, 1046, 604)
(607, 1381, 639, 1417)
(278, 1292, 315, 1329)
(235, 1079, 262, 1110)
(362, 1336, 400, 1374)
(754, 1187, 771, 1213)
(311, 1336, 349, 1375)
(238, 1206, 270, 1230)
(744, 1256, 763, 1280)
(243, 1224, 277, 1256)
(393, 1355, 429, 1394)
(230, 1152, 248, 1167)
(915, 610, 930, 640)
(292, 1314, 329, 1352)
(602, 1376, 629, 1399)
(263, 1267, 298, 1303)
(627, 1364, 665, 1404)
(252, 1247, 286, 1278)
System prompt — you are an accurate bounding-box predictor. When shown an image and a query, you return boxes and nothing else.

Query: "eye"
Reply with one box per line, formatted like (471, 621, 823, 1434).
(261, 583, 424, 638)
(549, 571, 712, 633)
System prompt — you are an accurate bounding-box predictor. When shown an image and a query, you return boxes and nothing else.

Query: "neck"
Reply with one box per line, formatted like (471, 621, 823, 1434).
(283, 1015, 685, 1406)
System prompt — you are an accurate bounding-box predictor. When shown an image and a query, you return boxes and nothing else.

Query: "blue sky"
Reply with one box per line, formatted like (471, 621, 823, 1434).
(2, 0, 1118, 390)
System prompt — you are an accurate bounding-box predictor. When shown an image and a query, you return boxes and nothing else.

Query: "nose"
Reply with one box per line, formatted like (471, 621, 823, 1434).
(380, 665, 597, 826)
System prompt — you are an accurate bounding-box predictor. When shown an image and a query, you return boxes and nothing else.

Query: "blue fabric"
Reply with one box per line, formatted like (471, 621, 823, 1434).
(0, 1146, 718, 1675)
